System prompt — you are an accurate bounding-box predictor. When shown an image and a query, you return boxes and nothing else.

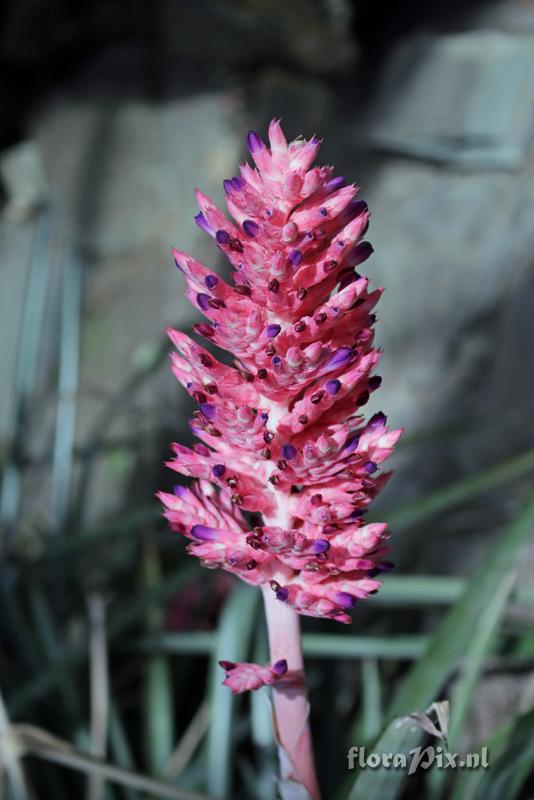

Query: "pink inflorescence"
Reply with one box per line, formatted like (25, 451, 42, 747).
(159, 120, 402, 631)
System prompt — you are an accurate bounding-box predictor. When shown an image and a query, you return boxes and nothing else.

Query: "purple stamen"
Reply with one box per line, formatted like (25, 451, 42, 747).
(247, 131, 264, 153)
(266, 324, 281, 338)
(281, 444, 297, 461)
(199, 403, 216, 420)
(212, 464, 225, 478)
(325, 379, 341, 396)
(335, 591, 358, 608)
(196, 293, 211, 311)
(289, 249, 302, 267)
(364, 461, 378, 475)
(243, 220, 260, 238)
(215, 230, 229, 245)
(205, 274, 219, 288)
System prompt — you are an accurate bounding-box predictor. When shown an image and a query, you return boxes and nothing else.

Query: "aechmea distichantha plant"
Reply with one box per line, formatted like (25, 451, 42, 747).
(159, 121, 402, 799)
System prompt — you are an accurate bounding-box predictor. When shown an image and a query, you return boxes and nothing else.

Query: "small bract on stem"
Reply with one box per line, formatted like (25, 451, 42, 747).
(159, 120, 401, 798)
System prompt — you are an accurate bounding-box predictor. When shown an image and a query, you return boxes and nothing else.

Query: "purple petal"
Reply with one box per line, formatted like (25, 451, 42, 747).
(272, 659, 288, 676)
(325, 347, 353, 372)
(368, 411, 387, 429)
(325, 176, 345, 192)
(173, 485, 188, 498)
(247, 131, 264, 154)
(368, 375, 382, 390)
(276, 587, 289, 601)
(348, 241, 373, 267)
(281, 444, 297, 461)
(191, 525, 219, 541)
(219, 660, 236, 671)
(310, 539, 330, 554)
(212, 464, 225, 478)
(335, 591, 358, 609)
(216, 229, 229, 245)
(199, 403, 216, 420)
(223, 179, 234, 195)
(196, 293, 211, 311)
(289, 249, 302, 267)
(364, 461, 378, 475)
(344, 435, 360, 454)
(205, 274, 219, 288)
(231, 176, 245, 190)
(243, 220, 260, 238)
(194, 212, 214, 236)
(266, 324, 281, 338)
(325, 379, 341, 396)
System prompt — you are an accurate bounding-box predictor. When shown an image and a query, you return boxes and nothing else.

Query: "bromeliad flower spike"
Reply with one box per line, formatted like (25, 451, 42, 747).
(159, 120, 402, 800)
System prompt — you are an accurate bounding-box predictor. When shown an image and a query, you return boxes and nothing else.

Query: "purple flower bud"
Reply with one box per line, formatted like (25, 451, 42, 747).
(231, 176, 245, 190)
(348, 241, 373, 267)
(325, 379, 341, 396)
(364, 461, 378, 475)
(243, 220, 260, 238)
(266, 324, 281, 338)
(276, 586, 289, 601)
(247, 131, 264, 153)
(196, 293, 211, 311)
(219, 660, 236, 671)
(223, 179, 234, 195)
(325, 347, 353, 372)
(289, 249, 302, 267)
(368, 411, 387, 429)
(368, 375, 382, 390)
(199, 403, 216, 420)
(335, 591, 358, 608)
(272, 659, 288, 676)
(212, 464, 225, 478)
(215, 229, 229, 245)
(173, 485, 188, 498)
(205, 274, 219, 288)
(324, 176, 345, 192)
(281, 444, 297, 461)
(191, 525, 219, 541)
(194, 212, 213, 236)
(310, 539, 330, 554)
(347, 199, 368, 217)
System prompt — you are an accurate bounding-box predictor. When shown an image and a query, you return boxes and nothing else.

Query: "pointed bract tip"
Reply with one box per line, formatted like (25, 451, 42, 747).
(247, 130, 264, 154)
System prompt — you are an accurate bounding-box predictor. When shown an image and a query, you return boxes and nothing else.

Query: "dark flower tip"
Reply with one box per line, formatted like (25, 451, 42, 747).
(335, 591, 358, 609)
(215, 229, 229, 245)
(364, 461, 378, 475)
(325, 379, 341, 396)
(369, 411, 387, 429)
(219, 660, 236, 671)
(205, 274, 219, 288)
(276, 586, 289, 601)
(247, 130, 264, 153)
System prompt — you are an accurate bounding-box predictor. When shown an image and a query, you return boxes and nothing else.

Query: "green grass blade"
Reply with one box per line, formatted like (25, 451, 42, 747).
(387, 489, 534, 722)
(206, 583, 259, 799)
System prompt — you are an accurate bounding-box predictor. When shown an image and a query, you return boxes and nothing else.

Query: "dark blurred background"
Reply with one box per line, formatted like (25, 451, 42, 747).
(2, 1, 534, 799)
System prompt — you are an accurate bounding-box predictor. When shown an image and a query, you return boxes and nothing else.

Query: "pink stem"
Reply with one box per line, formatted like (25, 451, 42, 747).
(262, 584, 321, 800)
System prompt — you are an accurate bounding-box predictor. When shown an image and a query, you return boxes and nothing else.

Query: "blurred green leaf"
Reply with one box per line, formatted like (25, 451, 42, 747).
(345, 714, 425, 800)
(450, 707, 534, 800)
(385, 449, 534, 530)
(206, 583, 259, 799)
(387, 490, 534, 722)
(361, 659, 382, 744)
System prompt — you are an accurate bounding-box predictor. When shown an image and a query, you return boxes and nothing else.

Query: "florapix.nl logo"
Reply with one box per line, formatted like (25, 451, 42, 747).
(347, 744, 489, 775)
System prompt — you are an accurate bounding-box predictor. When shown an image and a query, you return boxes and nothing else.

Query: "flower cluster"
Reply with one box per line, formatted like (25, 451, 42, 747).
(159, 120, 401, 629)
